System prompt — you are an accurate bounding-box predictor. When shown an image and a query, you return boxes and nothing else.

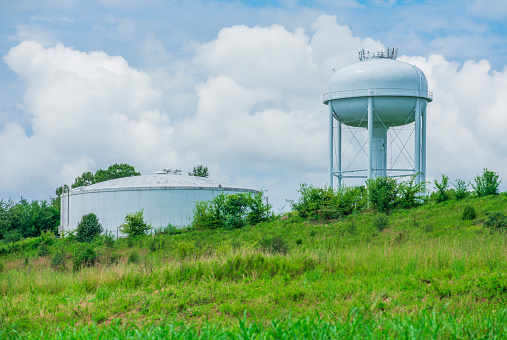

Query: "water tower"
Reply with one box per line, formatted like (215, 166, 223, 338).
(323, 48, 432, 187)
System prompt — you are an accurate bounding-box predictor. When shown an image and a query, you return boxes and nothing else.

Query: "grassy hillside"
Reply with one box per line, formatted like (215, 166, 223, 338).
(1, 194, 507, 338)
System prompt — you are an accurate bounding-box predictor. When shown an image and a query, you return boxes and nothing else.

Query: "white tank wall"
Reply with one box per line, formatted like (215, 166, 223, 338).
(331, 96, 428, 127)
(63, 187, 256, 236)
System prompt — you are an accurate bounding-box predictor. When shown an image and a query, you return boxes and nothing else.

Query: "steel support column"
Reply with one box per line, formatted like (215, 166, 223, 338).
(329, 103, 334, 188)
(367, 92, 373, 180)
(337, 121, 342, 188)
(414, 98, 421, 184)
(421, 108, 426, 184)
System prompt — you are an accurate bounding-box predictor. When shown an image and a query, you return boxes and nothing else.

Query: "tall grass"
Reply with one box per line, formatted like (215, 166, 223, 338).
(1, 194, 507, 336)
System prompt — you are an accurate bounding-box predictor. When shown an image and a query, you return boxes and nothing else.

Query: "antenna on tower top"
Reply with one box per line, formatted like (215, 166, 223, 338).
(359, 47, 398, 61)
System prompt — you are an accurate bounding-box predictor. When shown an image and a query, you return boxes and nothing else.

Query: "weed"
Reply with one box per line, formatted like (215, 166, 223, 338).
(73, 243, 97, 271)
(50, 252, 66, 271)
(128, 250, 141, 264)
(259, 236, 289, 255)
(175, 241, 196, 259)
(484, 212, 507, 230)
(37, 242, 51, 257)
(461, 205, 477, 221)
(373, 214, 389, 231)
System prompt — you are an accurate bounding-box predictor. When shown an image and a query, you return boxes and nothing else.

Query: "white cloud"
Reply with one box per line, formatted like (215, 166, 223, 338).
(2, 41, 180, 194)
(2, 14, 507, 207)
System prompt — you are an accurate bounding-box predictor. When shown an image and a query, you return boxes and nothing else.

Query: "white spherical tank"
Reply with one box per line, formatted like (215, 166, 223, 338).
(323, 51, 432, 185)
(326, 58, 431, 127)
(59, 174, 259, 236)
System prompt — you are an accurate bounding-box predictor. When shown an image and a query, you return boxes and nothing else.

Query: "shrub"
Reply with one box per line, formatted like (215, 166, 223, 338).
(484, 212, 507, 231)
(3, 230, 22, 243)
(462, 205, 477, 221)
(37, 242, 51, 257)
(434, 174, 450, 203)
(73, 243, 97, 271)
(175, 241, 196, 259)
(51, 252, 66, 270)
(100, 232, 115, 249)
(397, 175, 425, 209)
(191, 192, 270, 230)
(373, 213, 389, 231)
(366, 177, 398, 213)
(473, 168, 501, 197)
(120, 210, 151, 237)
(289, 184, 365, 220)
(259, 236, 289, 255)
(453, 179, 469, 200)
(76, 213, 103, 243)
(128, 251, 141, 264)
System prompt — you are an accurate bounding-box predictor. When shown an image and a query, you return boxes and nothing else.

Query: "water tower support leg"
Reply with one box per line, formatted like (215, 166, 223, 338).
(368, 93, 373, 180)
(329, 104, 334, 189)
(422, 109, 426, 185)
(414, 98, 421, 184)
(337, 121, 342, 188)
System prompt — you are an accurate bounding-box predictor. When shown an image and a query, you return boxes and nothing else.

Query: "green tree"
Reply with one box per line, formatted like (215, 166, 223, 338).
(366, 177, 398, 213)
(188, 165, 209, 178)
(434, 174, 450, 203)
(72, 171, 95, 188)
(472, 168, 501, 197)
(76, 213, 103, 243)
(94, 163, 140, 183)
(453, 179, 468, 200)
(119, 210, 151, 237)
(59, 163, 140, 200)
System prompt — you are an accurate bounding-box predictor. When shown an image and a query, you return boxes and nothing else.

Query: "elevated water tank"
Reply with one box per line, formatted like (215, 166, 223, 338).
(323, 49, 433, 184)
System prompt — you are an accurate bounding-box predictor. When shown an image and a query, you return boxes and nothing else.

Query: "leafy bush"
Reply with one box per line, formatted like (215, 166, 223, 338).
(128, 251, 141, 264)
(366, 177, 398, 213)
(367, 175, 425, 213)
(434, 174, 450, 203)
(119, 210, 151, 237)
(175, 241, 196, 259)
(373, 214, 389, 231)
(73, 243, 97, 271)
(473, 168, 501, 197)
(453, 179, 469, 200)
(37, 242, 51, 257)
(484, 212, 507, 231)
(462, 205, 477, 221)
(397, 176, 425, 209)
(191, 192, 270, 230)
(51, 252, 66, 270)
(259, 236, 289, 255)
(3, 230, 22, 243)
(76, 213, 103, 243)
(289, 184, 365, 220)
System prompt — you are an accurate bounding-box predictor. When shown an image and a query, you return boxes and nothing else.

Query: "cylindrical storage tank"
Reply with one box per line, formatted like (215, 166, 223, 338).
(59, 173, 259, 235)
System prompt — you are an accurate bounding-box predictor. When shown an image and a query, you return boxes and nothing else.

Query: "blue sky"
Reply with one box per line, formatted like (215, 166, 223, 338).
(1, 0, 507, 210)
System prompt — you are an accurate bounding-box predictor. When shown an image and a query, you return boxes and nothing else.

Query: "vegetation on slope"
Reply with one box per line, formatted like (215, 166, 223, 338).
(0, 168, 506, 338)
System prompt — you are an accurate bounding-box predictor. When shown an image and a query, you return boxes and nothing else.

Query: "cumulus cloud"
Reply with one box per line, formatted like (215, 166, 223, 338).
(1, 15, 507, 207)
(2, 41, 180, 194)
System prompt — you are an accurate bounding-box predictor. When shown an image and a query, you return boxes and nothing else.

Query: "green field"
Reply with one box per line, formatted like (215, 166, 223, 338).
(1, 194, 507, 339)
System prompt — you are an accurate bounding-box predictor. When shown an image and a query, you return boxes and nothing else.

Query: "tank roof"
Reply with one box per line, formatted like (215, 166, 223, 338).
(70, 174, 259, 193)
